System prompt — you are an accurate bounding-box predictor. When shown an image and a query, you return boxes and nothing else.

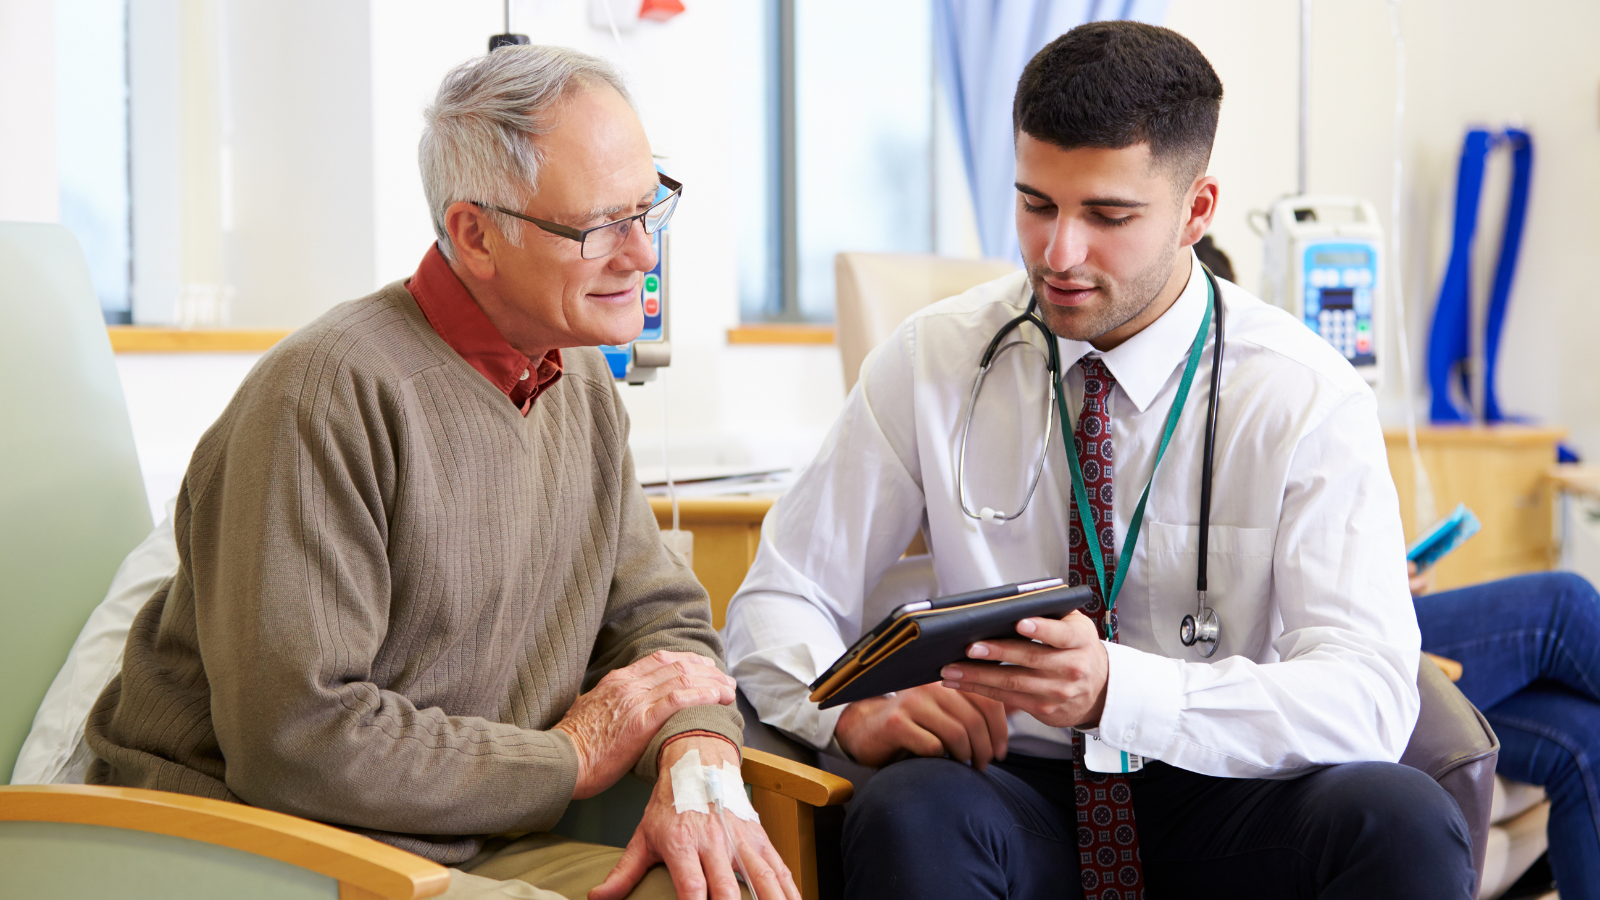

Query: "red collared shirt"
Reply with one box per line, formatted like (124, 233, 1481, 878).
(407, 244, 562, 415)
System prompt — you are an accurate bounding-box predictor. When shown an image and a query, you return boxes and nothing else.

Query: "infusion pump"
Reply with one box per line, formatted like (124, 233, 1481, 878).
(599, 223, 671, 384)
(1260, 195, 1383, 385)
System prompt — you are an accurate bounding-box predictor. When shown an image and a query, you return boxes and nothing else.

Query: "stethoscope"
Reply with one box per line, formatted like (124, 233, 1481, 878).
(955, 264, 1227, 658)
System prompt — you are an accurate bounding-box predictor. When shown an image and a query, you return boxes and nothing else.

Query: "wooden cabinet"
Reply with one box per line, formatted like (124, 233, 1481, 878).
(1385, 426, 1565, 591)
(649, 496, 776, 628)
(652, 426, 1567, 623)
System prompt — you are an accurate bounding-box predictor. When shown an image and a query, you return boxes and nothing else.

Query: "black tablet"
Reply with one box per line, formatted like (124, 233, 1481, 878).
(808, 579, 1093, 709)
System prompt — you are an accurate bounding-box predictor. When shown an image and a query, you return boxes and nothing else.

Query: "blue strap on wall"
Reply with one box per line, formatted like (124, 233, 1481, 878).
(1426, 128, 1534, 424)
(1483, 128, 1532, 423)
(1427, 129, 1491, 423)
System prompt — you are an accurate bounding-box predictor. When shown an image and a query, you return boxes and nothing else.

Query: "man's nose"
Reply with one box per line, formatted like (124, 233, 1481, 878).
(1044, 216, 1088, 273)
(612, 219, 658, 273)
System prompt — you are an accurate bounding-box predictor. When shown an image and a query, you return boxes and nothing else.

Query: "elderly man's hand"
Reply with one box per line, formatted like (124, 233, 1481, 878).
(939, 611, 1109, 728)
(590, 736, 799, 900)
(834, 683, 1009, 769)
(554, 650, 737, 799)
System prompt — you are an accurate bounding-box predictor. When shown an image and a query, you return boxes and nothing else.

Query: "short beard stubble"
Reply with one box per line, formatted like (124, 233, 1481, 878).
(1029, 218, 1183, 345)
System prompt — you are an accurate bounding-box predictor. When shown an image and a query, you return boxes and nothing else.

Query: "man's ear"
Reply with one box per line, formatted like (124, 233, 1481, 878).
(444, 201, 499, 281)
(1179, 176, 1220, 249)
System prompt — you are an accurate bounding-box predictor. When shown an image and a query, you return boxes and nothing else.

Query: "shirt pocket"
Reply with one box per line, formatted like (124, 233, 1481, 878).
(1142, 521, 1276, 660)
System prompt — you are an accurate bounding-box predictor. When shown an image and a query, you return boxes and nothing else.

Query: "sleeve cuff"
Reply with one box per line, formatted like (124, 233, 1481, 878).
(1096, 640, 1184, 760)
(636, 704, 744, 782)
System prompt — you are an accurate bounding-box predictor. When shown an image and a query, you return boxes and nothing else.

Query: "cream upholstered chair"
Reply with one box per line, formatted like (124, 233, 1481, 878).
(0, 222, 849, 900)
(1480, 773, 1551, 898)
(831, 249, 1505, 891)
(1425, 660, 1550, 899)
(834, 251, 1020, 392)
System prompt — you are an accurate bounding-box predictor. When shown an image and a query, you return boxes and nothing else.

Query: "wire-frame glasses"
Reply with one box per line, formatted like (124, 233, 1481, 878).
(478, 174, 682, 260)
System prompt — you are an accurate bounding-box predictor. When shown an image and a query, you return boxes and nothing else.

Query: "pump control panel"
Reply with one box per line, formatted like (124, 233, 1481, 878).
(1261, 195, 1383, 385)
(1302, 242, 1377, 366)
(599, 175, 671, 384)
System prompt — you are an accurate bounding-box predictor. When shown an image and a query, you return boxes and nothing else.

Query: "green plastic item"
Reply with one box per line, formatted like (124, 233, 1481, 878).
(0, 821, 337, 899)
(551, 775, 654, 849)
(0, 222, 153, 782)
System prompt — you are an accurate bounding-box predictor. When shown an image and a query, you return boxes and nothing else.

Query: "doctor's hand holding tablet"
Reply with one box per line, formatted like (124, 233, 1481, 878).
(822, 579, 1108, 768)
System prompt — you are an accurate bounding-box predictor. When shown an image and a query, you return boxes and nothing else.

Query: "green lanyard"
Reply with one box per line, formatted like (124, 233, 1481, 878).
(1054, 279, 1215, 640)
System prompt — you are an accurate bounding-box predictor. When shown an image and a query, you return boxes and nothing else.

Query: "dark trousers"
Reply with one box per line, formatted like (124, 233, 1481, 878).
(842, 753, 1474, 900)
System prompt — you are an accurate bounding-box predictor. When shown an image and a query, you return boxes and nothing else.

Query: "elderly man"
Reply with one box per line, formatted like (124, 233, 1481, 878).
(86, 46, 793, 900)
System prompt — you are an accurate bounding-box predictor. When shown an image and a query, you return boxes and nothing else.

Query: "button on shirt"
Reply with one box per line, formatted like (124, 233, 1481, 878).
(407, 244, 562, 414)
(722, 253, 1421, 778)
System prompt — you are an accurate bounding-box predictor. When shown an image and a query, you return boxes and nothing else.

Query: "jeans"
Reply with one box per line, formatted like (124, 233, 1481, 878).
(841, 753, 1472, 899)
(1415, 571, 1600, 900)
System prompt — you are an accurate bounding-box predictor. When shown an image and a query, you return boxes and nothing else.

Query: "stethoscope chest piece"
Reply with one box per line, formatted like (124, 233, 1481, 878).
(1179, 594, 1221, 658)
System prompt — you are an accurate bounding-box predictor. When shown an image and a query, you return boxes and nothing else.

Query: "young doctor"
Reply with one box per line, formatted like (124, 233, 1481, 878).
(724, 22, 1474, 900)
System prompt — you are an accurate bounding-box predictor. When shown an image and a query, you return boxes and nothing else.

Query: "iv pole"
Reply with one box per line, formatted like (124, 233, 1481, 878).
(1299, 0, 1311, 195)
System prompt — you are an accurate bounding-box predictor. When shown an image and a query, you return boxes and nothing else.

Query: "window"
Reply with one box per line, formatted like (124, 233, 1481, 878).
(55, 0, 133, 324)
(740, 0, 970, 323)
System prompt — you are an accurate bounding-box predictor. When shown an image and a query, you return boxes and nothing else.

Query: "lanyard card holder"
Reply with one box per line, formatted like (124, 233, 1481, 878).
(1080, 730, 1144, 774)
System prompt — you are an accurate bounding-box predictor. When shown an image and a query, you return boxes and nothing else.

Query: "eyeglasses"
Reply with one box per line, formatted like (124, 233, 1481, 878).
(478, 173, 682, 260)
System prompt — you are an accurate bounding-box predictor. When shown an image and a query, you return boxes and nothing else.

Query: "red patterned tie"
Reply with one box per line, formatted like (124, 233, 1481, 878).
(1068, 356, 1145, 900)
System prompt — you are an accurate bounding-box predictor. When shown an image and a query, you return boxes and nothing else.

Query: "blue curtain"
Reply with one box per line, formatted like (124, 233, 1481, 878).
(932, 0, 1170, 263)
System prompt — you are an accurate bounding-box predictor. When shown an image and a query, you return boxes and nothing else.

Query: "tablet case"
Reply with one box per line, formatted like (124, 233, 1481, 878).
(808, 583, 1094, 709)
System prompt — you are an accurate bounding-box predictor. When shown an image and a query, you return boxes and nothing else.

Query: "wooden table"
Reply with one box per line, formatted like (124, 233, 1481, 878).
(649, 495, 777, 628)
(1385, 426, 1566, 591)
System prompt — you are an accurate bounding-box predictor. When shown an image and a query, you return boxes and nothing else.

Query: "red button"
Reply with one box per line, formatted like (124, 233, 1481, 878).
(644, 298, 659, 316)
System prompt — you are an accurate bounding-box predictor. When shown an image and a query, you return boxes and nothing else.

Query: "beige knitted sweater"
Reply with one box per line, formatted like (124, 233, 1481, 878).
(86, 281, 741, 864)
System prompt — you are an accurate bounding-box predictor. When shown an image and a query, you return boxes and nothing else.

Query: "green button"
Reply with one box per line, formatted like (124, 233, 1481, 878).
(644, 274, 659, 292)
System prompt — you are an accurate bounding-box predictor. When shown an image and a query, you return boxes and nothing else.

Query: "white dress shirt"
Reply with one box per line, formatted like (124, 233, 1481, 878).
(723, 252, 1421, 779)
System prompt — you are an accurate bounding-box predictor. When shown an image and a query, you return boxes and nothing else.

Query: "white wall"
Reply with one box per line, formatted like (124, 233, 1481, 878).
(0, 0, 59, 223)
(1166, 0, 1600, 455)
(222, 1, 376, 329)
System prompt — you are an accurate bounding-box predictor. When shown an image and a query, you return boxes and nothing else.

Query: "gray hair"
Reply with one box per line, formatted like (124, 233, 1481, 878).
(419, 45, 632, 260)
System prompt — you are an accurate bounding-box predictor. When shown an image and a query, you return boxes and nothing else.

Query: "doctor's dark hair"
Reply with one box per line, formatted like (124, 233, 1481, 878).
(1013, 21, 1223, 185)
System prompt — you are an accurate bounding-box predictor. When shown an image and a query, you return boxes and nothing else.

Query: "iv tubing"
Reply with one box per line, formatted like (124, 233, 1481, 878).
(1387, 0, 1437, 526)
(711, 790, 756, 892)
(662, 371, 679, 533)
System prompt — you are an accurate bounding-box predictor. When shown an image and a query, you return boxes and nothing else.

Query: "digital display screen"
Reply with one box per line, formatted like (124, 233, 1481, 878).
(1313, 250, 1369, 267)
(1321, 287, 1354, 310)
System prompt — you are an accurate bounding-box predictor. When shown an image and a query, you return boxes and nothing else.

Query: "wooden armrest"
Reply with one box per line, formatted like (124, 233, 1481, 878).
(1424, 652, 1464, 683)
(740, 748, 853, 900)
(0, 785, 450, 900)
(741, 747, 853, 807)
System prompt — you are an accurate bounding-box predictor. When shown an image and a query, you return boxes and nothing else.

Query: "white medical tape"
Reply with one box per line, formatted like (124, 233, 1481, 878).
(669, 748, 759, 822)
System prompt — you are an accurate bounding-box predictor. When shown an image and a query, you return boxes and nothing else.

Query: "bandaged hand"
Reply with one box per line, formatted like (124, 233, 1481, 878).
(940, 611, 1109, 729)
(834, 682, 1009, 770)
(554, 650, 737, 799)
(590, 736, 800, 900)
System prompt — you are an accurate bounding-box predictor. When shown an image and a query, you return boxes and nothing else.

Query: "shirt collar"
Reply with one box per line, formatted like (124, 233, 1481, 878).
(1053, 250, 1207, 413)
(406, 243, 562, 414)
